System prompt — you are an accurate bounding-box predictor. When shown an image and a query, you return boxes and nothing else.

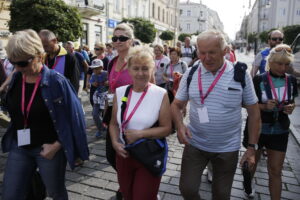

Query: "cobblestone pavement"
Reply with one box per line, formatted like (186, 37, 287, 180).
(0, 51, 300, 199)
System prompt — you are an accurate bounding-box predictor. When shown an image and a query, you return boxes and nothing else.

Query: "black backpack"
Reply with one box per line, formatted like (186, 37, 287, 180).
(186, 61, 248, 90)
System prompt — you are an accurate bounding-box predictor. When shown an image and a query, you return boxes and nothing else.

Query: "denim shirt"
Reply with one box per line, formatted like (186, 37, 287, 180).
(1, 66, 89, 169)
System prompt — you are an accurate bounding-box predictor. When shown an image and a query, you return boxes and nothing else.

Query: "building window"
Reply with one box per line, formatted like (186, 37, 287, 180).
(171, 14, 173, 26)
(180, 9, 183, 15)
(200, 11, 203, 17)
(280, 8, 286, 16)
(163, 9, 165, 22)
(152, 3, 155, 18)
(81, 23, 88, 46)
(187, 23, 190, 30)
(297, 9, 300, 15)
(95, 25, 102, 42)
(187, 10, 191, 16)
(158, 6, 160, 20)
(127, 0, 131, 17)
(143, 5, 146, 18)
(114, 0, 120, 12)
(167, 11, 169, 24)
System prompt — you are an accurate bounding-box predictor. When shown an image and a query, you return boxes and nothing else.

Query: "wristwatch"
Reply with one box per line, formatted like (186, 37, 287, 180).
(248, 143, 258, 150)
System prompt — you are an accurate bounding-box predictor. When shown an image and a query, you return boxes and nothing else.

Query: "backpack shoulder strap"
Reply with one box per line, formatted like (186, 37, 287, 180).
(187, 64, 199, 90)
(261, 72, 273, 100)
(120, 85, 132, 124)
(233, 61, 247, 88)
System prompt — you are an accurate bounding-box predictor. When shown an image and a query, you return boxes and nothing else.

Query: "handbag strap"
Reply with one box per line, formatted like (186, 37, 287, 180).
(120, 85, 132, 143)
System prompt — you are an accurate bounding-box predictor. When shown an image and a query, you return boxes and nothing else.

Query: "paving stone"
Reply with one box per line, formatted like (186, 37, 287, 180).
(164, 169, 180, 177)
(256, 178, 269, 187)
(281, 190, 300, 199)
(66, 171, 86, 182)
(166, 163, 178, 170)
(282, 176, 299, 185)
(255, 185, 270, 195)
(282, 170, 296, 178)
(68, 192, 95, 200)
(232, 180, 244, 190)
(163, 193, 183, 200)
(101, 172, 118, 182)
(199, 182, 212, 192)
(260, 193, 271, 200)
(81, 177, 109, 188)
(230, 188, 247, 198)
(169, 177, 180, 186)
(169, 157, 182, 165)
(161, 175, 171, 184)
(254, 171, 269, 179)
(286, 183, 300, 194)
(77, 167, 105, 178)
(105, 181, 119, 191)
(159, 183, 181, 195)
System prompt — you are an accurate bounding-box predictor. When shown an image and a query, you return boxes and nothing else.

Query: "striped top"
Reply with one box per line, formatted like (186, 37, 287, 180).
(175, 60, 258, 152)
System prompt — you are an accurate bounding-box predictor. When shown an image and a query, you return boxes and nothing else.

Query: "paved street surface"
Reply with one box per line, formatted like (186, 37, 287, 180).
(0, 51, 300, 199)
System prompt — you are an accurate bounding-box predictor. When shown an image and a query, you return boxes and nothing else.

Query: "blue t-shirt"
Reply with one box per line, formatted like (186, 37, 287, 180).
(89, 71, 108, 93)
(74, 52, 85, 80)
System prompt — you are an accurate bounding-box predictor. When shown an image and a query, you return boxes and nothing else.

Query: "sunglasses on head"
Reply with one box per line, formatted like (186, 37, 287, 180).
(112, 35, 130, 42)
(274, 46, 292, 54)
(9, 58, 33, 68)
(271, 37, 283, 42)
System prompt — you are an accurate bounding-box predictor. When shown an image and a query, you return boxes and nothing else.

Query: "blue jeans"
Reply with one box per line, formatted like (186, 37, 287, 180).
(92, 104, 105, 133)
(2, 142, 68, 200)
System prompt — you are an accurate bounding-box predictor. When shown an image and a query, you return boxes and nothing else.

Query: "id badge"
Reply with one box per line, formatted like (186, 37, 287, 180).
(17, 129, 31, 146)
(197, 106, 209, 123)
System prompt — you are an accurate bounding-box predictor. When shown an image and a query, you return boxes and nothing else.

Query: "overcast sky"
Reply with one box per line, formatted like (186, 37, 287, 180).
(179, 0, 254, 40)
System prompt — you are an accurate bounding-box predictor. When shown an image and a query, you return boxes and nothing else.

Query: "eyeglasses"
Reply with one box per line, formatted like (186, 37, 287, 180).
(271, 37, 284, 42)
(94, 48, 103, 51)
(112, 36, 130, 42)
(274, 46, 292, 54)
(9, 58, 33, 67)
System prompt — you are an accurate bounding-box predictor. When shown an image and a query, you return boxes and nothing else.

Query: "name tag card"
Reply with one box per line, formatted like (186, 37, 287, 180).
(197, 106, 210, 123)
(17, 129, 31, 146)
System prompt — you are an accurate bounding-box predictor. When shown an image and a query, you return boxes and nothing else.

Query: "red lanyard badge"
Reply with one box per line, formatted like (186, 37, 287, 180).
(198, 63, 227, 105)
(121, 84, 150, 133)
(267, 72, 288, 109)
(21, 74, 42, 128)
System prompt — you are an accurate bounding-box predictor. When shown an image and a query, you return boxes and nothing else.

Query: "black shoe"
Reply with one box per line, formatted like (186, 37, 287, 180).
(242, 161, 252, 196)
(116, 190, 122, 200)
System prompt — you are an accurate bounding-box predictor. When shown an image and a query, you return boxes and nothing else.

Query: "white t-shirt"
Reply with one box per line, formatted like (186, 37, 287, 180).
(116, 84, 166, 144)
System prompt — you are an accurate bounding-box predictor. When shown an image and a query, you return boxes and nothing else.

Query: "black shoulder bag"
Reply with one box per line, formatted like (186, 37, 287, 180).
(121, 85, 168, 177)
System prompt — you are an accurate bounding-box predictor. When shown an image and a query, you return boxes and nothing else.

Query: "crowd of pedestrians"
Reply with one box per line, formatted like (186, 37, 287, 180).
(0, 25, 299, 200)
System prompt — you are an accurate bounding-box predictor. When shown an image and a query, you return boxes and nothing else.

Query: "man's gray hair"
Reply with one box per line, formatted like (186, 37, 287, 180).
(197, 30, 227, 50)
(66, 41, 74, 48)
(38, 29, 57, 41)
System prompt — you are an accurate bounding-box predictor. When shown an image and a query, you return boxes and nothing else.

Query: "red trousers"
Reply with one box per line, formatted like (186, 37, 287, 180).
(116, 154, 161, 200)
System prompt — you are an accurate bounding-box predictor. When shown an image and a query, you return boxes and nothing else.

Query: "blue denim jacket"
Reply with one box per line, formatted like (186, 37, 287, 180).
(1, 66, 89, 169)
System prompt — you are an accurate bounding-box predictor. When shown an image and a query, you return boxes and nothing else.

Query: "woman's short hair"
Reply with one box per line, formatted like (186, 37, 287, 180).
(266, 44, 294, 71)
(113, 23, 134, 39)
(169, 47, 181, 57)
(5, 29, 44, 61)
(153, 44, 164, 53)
(105, 43, 113, 48)
(127, 46, 154, 69)
(197, 30, 227, 50)
(94, 42, 106, 50)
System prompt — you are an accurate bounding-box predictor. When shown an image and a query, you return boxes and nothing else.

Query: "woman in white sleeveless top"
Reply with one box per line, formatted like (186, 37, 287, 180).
(110, 46, 171, 200)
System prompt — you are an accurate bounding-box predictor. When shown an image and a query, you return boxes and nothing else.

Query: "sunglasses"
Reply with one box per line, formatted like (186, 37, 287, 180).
(112, 36, 130, 42)
(274, 46, 292, 54)
(9, 58, 33, 67)
(271, 37, 284, 42)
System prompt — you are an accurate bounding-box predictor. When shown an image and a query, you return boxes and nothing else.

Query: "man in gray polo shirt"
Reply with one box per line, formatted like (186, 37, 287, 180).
(171, 30, 261, 200)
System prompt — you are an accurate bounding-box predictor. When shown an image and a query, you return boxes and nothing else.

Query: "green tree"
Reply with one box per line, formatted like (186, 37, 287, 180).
(247, 32, 257, 44)
(9, 0, 82, 42)
(282, 25, 300, 45)
(178, 33, 191, 42)
(259, 28, 276, 43)
(121, 18, 156, 43)
(159, 30, 175, 41)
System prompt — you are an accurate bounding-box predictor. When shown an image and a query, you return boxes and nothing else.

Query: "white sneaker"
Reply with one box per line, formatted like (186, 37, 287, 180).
(244, 180, 255, 198)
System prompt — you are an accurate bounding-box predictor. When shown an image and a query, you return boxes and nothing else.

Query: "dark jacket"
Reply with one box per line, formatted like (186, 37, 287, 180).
(1, 66, 89, 169)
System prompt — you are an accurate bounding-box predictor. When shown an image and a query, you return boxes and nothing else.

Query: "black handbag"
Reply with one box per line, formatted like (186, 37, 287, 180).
(121, 85, 168, 177)
(26, 171, 46, 200)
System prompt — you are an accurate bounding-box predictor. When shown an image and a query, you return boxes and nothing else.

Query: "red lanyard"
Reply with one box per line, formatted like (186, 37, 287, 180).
(121, 84, 150, 133)
(110, 58, 127, 91)
(267, 72, 288, 108)
(198, 63, 227, 104)
(46, 56, 61, 69)
(21, 74, 42, 128)
(169, 64, 174, 78)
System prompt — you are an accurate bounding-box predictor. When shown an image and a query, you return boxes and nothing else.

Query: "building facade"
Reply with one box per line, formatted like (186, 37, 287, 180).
(0, 0, 11, 58)
(178, 1, 224, 35)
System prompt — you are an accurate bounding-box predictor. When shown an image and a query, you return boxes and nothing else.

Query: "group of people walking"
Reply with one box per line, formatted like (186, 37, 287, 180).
(0, 23, 298, 200)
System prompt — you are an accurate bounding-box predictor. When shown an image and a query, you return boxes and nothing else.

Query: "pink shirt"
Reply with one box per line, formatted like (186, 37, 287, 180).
(109, 59, 133, 93)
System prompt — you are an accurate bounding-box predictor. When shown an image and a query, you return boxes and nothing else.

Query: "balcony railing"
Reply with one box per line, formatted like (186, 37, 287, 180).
(75, 0, 104, 17)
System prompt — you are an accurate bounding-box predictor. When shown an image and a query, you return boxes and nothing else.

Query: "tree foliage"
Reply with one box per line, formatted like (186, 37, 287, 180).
(282, 25, 300, 45)
(178, 33, 191, 42)
(121, 18, 156, 44)
(159, 30, 175, 41)
(259, 28, 276, 43)
(9, 0, 82, 42)
(247, 32, 257, 44)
